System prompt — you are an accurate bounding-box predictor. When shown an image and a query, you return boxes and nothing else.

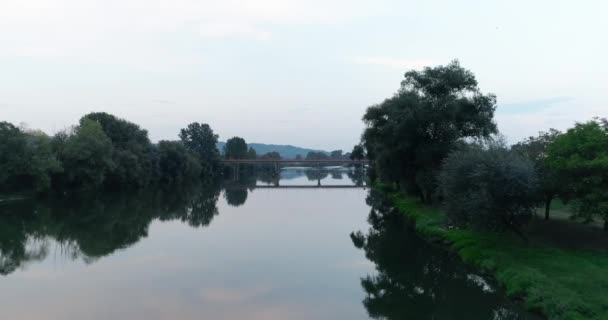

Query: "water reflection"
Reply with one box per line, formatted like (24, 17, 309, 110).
(0, 167, 365, 277)
(0, 184, 221, 276)
(352, 189, 537, 320)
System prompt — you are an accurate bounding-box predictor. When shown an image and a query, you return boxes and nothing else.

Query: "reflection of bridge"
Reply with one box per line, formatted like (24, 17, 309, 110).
(221, 159, 368, 175)
(253, 185, 367, 189)
(221, 159, 368, 186)
(221, 159, 369, 165)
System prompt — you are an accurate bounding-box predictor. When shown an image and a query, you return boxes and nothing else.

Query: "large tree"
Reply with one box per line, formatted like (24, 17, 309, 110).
(512, 129, 562, 220)
(362, 60, 497, 202)
(179, 122, 220, 179)
(80, 112, 155, 188)
(223, 137, 248, 159)
(546, 119, 608, 230)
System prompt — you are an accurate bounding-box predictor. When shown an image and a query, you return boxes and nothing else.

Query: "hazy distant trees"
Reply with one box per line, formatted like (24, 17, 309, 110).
(330, 150, 343, 158)
(260, 151, 281, 160)
(246, 147, 257, 159)
(305, 151, 328, 160)
(362, 60, 497, 202)
(179, 122, 220, 179)
(224, 137, 248, 159)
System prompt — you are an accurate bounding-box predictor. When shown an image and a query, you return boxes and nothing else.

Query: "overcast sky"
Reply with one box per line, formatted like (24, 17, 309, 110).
(1, 0, 607, 151)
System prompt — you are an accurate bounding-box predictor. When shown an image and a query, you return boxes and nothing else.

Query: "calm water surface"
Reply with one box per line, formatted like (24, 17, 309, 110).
(0, 168, 537, 319)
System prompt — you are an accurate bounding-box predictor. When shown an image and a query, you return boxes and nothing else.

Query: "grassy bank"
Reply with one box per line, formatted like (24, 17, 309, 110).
(381, 187, 608, 320)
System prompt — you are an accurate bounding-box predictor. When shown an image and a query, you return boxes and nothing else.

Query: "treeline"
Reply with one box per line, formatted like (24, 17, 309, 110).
(361, 60, 608, 232)
(0, 112, 222, 193)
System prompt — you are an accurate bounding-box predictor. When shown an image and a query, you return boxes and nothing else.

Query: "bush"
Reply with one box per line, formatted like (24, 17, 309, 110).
(439, 142, 538, 232)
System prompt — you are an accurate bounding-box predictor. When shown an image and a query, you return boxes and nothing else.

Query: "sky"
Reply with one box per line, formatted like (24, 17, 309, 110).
(1, 0, 607, 151)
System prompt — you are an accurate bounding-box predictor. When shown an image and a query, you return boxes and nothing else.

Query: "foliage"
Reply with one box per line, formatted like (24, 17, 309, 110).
(362, 60, 497, 202)
(179, 122, 220, 179)
(546, 119, 608, 230)
(512, 129, 562, 220)
(81, 112, 156, 189)
(223, 136, 248, 159)
(439, 142, 538, 232)
(0, 123, 61, 193)
(329, 150, 343, 158)
(157, 141, 201, 185)
(57, 119, 115, 190)
(246, 147, 257, 159)
(305, 151, 328, 160)
(350, 144, 366, 160)
(260, 151, 281, 160)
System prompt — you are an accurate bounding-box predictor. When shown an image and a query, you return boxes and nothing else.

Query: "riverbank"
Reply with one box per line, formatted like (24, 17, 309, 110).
(379, 185, 608, 320)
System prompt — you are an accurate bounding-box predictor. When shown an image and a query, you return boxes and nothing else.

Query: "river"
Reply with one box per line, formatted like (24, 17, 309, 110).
(0, 167, 537, 319)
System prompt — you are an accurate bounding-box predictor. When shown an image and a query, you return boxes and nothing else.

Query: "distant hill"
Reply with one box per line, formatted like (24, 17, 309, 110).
(217, 142, 327, 159)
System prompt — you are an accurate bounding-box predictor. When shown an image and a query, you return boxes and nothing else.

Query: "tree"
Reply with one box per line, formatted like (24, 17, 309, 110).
(157, 141, 201, 185)
(260, 151, 281, 160)
(179, 122, 220, 179)
(305, 151, 328, 160)
(362, 60, 497, 202)
(80, 112, 155, 189)
(330, 150, 343, 159)
(546, 119, 608, 230)
(512, 129, 562, 220)
(439, 142, 538, 234)
(246, 147, 257, 159)
(0, 123, 61, 193)
(295, 154, 302, 160)
(224, 137, 248, 159)
(59, 119, 115, 190)
(350, 144, 366, 160)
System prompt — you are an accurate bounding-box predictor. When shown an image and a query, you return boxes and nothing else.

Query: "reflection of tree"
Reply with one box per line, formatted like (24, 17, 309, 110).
(330, 171, 343, 179)
(347, 170, 366, 186)
(352, 190, 529, 320)
(224, 188, 248, 207)
(305, 169, 329, 181)
(0, 183, 222, 276)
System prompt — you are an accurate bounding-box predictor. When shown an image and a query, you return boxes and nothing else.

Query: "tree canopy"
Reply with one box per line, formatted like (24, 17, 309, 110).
(224, 137, 248, 159)
(512, 129, 562, 220)
(179, 122, 220, 179)
(546, 119, 608, 230)
(362, 60, 497, 202)
(439, 142, 538, 233)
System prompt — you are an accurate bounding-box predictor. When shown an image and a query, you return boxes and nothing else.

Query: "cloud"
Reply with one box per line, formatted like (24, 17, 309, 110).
(498, 96, 573, 114)
(199, 22, 271, 40)
(350, 56, 434, 70)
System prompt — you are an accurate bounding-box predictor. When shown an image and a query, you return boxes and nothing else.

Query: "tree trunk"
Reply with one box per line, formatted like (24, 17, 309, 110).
(604, 220, 608, 232)
(544, 197, 552, 220)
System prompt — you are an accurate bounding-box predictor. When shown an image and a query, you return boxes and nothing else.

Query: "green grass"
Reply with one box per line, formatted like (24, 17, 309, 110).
(384, 189, 608, 320)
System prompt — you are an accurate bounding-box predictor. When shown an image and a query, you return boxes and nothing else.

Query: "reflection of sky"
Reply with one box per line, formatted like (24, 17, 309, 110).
(0, 187, 373, 319)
